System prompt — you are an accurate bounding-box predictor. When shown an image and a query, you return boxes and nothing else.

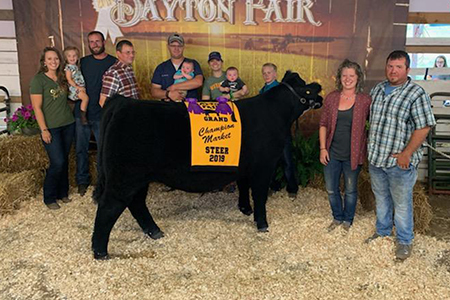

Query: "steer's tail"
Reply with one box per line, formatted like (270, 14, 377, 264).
(93, 95, 128, 205)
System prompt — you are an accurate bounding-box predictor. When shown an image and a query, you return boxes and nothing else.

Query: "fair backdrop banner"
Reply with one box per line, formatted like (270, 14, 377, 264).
(14, 0, 409, 131)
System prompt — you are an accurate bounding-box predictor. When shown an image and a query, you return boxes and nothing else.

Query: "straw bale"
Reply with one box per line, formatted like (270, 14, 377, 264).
(413, 183, 432, 234)
(306, 173, 325, 190)
(0, 135, 48, 173)
(0, 134, 97, 187)
(0, 170, 44, 215)
(0, 184, 448, 299)
(358, 167, 376, 211)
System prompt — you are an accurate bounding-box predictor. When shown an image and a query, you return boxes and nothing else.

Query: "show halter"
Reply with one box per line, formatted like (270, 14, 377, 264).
(280, 81, 319, 108)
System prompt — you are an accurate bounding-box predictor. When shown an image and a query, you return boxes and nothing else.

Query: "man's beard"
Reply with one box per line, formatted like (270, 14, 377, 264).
(89, 45, 105, 55)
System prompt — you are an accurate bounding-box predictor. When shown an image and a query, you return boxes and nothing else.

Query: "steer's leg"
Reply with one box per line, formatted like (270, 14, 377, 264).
(251, 187, 269, 232)
(250, 168, 273, 232)
(237, 178, 253, 215)
(127, 185, 164, 240)
(92, 199, 126, 260)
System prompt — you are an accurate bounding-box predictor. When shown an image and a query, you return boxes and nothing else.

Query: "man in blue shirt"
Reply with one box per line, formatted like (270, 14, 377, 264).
(77, 31, 116, 195)
(151, 33, 203, 101)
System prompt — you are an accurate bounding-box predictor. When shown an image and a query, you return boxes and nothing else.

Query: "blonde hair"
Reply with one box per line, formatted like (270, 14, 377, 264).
(63, 46, 81, 67)
(262, 63, 277, 72)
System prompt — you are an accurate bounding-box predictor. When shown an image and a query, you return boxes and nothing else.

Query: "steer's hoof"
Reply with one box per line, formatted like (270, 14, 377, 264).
(147, 229, 165, 240)
(93, 251, 109, 260)
(238, 205, 253, 216)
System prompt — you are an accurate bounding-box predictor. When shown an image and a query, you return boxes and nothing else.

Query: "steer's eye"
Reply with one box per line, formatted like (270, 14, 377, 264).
(306, 90, 311, 95)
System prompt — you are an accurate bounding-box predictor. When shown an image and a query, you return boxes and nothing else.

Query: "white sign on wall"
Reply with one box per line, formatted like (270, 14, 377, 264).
(409, 0, 450, 12)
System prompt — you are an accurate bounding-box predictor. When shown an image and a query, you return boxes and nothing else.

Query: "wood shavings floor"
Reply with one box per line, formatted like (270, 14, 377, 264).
(0, 184, 449, 299)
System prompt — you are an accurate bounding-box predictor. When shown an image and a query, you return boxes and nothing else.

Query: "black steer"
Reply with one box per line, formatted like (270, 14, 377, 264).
(92, 71, 322, 259)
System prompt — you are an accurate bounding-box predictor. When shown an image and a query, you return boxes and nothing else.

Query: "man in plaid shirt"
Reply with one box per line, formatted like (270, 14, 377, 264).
(99, 40, 140, 107)
(365, 50, 436, 260)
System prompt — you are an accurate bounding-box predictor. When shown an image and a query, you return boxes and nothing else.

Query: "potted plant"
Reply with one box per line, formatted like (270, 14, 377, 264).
(4, 105, 40, 135)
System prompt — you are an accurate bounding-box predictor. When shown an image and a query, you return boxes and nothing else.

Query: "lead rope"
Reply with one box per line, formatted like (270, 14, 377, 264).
(424, 142, 450, 160)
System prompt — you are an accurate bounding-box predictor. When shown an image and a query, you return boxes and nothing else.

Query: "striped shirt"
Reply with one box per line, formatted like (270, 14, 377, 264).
(101, 61, 140, 99)
(368, 78, 436, 168)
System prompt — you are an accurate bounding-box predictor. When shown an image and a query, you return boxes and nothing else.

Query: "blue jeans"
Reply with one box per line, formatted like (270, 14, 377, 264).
(270, 135, 298, 194)
(324, 158, 361, 224)
(75, 118, 100, 185)
(369, 164, 417, 245)
(42, 123, 75, 204)
(283, 135, 298, 194)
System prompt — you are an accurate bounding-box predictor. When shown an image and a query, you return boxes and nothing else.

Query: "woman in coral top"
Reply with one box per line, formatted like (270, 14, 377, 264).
(319, 59, 371, 231)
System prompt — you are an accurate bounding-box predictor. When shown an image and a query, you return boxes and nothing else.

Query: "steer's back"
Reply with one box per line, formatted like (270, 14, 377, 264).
(96, 97, 238, 203)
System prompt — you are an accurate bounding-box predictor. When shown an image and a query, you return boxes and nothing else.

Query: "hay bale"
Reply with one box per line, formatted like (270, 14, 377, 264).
(0, 135, 48, 173)
(413, 182, 432, 234)
(307, 173, 325, 190)
(0, 134, 98, 187)
(0, 170, 44, 215)
(358, 166, 376, 211)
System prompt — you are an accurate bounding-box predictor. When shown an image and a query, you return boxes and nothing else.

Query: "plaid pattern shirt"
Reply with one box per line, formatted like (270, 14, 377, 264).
(101, 61, 140, 99)
(368, 77, 436, 168)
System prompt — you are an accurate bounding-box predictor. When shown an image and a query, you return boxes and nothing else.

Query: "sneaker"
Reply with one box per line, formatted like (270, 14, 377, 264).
(60, 197, 72, 203)
(365, 232, 382, 243)
(342, 221, 351, 231)
(396, 244, 413, 260)
(78, 184, 89, 196)
(327, 220, 342, 232)
(45, 202, 60, 210)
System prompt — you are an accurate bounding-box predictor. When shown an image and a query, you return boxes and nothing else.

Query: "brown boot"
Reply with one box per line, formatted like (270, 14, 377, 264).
(80, 110, 88, 125)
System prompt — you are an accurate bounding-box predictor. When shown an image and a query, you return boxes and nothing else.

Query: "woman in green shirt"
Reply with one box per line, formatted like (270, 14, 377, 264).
(30, 47, 75, 210)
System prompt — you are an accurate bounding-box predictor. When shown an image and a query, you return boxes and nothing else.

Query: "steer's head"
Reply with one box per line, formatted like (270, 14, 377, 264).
(281, 71, 323, 117)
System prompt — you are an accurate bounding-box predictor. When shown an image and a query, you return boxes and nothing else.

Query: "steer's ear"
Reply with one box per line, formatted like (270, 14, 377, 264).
(308, 82, 322, 94)
(281, 70, 293, 82)
(296, 75, 306, 87)
(282, 71, 306, 87)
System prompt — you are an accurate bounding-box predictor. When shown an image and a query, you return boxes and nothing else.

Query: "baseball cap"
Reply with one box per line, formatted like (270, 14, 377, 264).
(168, 33, 184, 45)
(208, 51, 223, 62)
